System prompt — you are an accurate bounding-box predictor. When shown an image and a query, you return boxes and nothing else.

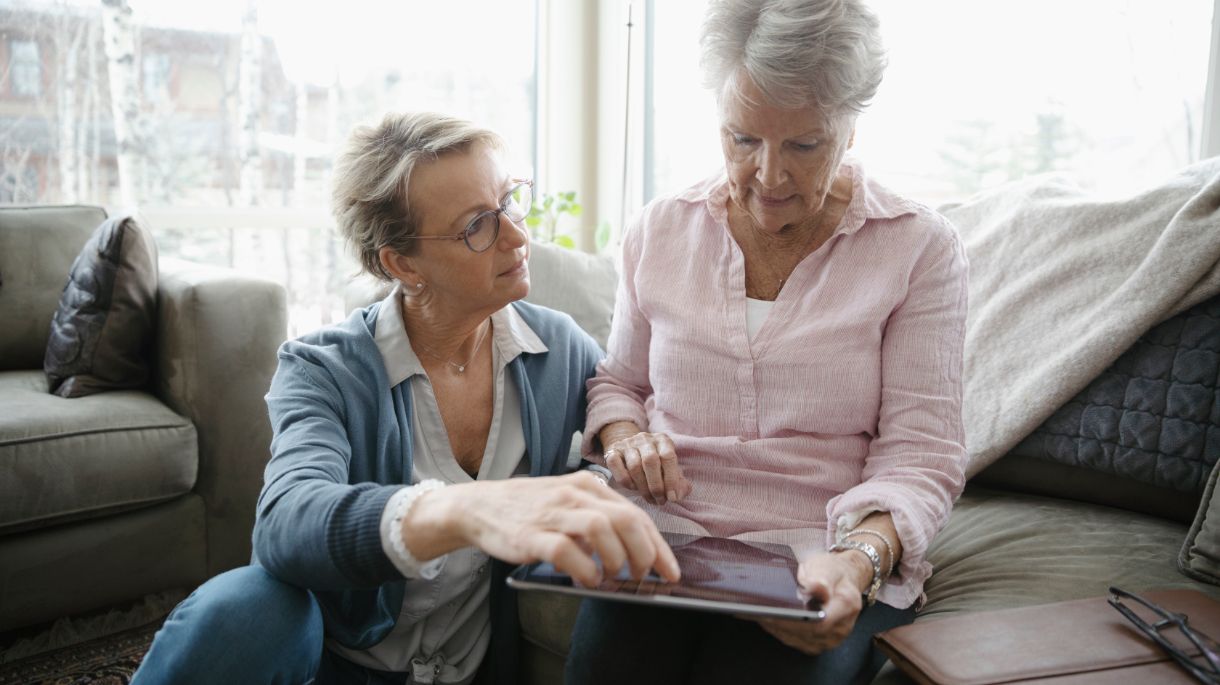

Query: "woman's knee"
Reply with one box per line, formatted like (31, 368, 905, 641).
(134, 566, 323, 685)
(185, 565, 320, 643)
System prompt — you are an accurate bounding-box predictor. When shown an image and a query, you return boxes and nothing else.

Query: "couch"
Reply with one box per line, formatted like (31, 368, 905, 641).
(486, 270, 1217, 684)
(0, 204, 287, 634)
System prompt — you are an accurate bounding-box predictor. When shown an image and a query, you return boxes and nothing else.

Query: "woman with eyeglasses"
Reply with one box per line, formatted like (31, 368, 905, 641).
(566, 0, 968, 683)
(131, 112, 679, 685)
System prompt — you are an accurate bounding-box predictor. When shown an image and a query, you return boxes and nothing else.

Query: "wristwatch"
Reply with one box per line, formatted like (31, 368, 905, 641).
(829, 538, 884, 606)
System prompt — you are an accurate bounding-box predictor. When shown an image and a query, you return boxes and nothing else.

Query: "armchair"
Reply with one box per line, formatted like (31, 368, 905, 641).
(0, 205, 286, 632)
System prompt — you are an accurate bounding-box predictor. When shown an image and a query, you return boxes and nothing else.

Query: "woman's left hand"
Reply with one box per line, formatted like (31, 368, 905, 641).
(754, 551, 869, 655)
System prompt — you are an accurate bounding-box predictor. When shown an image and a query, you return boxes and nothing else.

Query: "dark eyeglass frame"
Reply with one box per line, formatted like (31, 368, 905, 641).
(1108, 586, 1220, 684)
(403, 179, 534, 253)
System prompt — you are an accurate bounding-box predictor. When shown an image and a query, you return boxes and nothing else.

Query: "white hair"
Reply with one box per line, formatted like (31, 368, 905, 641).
(331, 111, 502, 281)
(701, 0, 886, 119)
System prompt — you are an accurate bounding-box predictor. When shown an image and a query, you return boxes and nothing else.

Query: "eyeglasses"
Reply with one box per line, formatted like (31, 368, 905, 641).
(1108, 586, 1220, 684)
(404, 180, 533, 253)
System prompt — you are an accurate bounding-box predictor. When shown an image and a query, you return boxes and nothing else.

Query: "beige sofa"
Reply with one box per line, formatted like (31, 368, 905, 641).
(492, 247, 1220, 683)
(496, 231, 1219, 684)
(0, 205, 286, 633)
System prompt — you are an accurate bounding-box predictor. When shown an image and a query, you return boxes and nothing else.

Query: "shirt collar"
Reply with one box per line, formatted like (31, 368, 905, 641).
(698, 156, 920, 239)
(373, 284, 548, 388)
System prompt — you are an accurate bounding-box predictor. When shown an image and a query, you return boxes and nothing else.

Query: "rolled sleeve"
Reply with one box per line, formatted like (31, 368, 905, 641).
(583, 219, 654, 459)
(826, 225, 969, 608)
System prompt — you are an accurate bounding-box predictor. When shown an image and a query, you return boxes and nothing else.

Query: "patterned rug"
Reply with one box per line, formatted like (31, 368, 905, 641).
(0, 591, 184, 685)
(0, 618, 163, 685)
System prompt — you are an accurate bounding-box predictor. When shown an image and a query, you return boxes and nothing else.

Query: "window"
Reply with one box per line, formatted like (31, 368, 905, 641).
(142, 53, 171, 102)
(646, 1, 1215, 206)
(1, 0, 538, 335)
(11, 39, 41, 97)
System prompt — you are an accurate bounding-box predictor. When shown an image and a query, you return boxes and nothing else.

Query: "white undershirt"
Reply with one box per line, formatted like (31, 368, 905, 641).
(745, 297, 774, 343)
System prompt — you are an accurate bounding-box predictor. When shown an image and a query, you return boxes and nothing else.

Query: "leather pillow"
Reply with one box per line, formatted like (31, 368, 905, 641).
(1181, 460, 1220, 585)
(44, 216, 158, 397)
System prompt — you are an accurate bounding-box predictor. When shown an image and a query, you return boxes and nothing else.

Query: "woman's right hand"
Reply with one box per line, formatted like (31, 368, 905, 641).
(409, 471, 680, 588)
(599, 423, 693, 506)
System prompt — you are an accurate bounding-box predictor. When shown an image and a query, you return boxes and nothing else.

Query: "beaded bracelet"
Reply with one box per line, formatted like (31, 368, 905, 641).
(845, 528, 896, 577)
(828, 538, 884, 606)
(389, 479, 447, 580)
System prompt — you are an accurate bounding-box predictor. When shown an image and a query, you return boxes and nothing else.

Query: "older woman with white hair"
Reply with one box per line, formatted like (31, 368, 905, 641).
(565, 0, 967, 682)
(130, 112, 678, 685)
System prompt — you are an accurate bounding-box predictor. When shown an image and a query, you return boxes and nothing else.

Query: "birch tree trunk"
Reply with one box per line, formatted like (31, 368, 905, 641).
(101, 0, 142, 207)
(56, 22, 84, 202)
(293, 82, 308, 207)
(238, 0, 262, 206)
(78, 17, 100, 200)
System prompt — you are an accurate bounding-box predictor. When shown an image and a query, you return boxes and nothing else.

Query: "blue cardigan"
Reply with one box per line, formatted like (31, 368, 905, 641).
(252, 299, 603, 683)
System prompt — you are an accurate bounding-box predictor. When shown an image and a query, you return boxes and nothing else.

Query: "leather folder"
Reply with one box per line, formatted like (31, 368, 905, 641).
(874, 589, 1220, 684)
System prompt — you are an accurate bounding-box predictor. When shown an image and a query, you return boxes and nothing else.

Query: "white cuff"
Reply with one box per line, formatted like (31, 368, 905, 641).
(380, 480, 448, 580)
(835, 508, 880, 542)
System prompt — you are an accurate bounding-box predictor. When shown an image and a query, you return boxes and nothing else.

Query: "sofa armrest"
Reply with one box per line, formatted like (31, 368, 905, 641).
(153, 258, 287, 576)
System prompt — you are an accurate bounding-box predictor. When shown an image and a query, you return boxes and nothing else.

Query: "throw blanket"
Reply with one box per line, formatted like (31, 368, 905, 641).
(940, 158, 1220, 478)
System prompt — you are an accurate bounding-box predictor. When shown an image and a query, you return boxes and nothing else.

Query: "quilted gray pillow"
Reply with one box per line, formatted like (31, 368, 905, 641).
(1012, 294, 1220, 494)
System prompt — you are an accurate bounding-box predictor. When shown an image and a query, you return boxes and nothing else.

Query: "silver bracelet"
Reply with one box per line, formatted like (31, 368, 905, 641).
(829, 538, 884, 606)
(844, 528, 896, 577)
(585, 464, 613, 486)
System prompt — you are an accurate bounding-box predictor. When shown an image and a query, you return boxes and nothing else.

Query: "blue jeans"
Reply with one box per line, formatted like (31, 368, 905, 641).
(564, 598, 916, 685)
(131, 565, 408, 685)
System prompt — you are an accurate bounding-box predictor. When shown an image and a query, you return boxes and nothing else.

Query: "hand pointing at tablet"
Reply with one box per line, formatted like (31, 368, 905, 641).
(398, 470, 682, 588)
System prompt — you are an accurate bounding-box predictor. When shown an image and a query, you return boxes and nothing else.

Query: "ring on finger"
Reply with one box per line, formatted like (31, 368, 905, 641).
(604, 448, 622, 461)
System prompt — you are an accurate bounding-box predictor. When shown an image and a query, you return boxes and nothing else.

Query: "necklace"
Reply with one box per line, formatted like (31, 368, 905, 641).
(413, 321, 490, 374)
(748, 247, 789, 300)
(740, 224, 800, 301)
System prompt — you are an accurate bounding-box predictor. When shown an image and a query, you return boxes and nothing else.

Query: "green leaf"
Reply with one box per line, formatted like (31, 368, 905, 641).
(568, 203, 582, 216)
(525, 215, 541, 228)
(596, 221, 612, 251)
(553, 235, 576, 249)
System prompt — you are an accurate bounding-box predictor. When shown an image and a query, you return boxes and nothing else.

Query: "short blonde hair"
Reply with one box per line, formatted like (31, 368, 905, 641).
(331, 111, 503, 281)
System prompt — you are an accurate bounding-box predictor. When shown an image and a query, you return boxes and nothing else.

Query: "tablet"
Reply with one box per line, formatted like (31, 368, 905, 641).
(506, 532, 825, 621)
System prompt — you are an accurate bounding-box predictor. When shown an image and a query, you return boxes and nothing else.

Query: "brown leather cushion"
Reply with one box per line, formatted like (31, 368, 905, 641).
(44, 216, 158, 397)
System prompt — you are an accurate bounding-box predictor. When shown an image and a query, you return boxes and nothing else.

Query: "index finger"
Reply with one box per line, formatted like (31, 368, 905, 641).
(644, 519, 680, 582)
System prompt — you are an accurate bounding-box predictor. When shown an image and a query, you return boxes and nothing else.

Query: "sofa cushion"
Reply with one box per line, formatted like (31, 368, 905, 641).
(919, 486, 1220, 621)
(518, 585, 584, 659)
(0, 205, 106, 371)
(0, 370, 198, 534)
(523, 240, 617, 349)
(343, 241, 618, 349)
(1181, 460, 1220, 585)
(1006, 293, 1220, 499)
(45, 215, 159, 397)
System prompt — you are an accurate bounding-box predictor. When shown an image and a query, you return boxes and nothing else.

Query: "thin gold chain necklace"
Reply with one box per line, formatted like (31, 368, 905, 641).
(414, 321, 490, 374)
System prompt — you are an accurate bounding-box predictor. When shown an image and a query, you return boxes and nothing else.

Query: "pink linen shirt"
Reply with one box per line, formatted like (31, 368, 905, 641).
(584, 158, 968, 607)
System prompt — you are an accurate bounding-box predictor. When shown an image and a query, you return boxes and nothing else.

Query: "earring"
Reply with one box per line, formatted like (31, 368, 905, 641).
(408, 281, 426, 294)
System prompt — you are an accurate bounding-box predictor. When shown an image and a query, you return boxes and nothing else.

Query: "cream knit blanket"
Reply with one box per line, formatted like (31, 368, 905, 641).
(940, 158, 1220, 478)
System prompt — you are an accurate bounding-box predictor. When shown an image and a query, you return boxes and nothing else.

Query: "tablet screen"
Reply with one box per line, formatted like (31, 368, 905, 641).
(507, 532, 825, 621)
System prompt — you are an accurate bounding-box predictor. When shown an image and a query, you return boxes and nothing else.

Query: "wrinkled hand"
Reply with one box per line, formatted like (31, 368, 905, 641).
(603, 431, 693, 506)
(458, 471, 680, 588)
(755, 552, 867, 655)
